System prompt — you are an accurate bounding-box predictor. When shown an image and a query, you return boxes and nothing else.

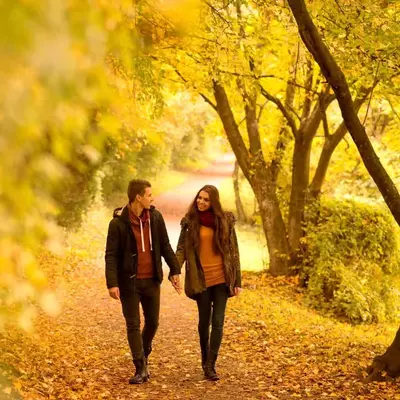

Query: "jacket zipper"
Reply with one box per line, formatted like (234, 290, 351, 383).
(127, 223, 137, 280)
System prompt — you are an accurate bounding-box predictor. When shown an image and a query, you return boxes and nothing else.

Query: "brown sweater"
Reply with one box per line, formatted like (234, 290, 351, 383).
(199, 226, 225, 288)
(129, 209, 154, 279)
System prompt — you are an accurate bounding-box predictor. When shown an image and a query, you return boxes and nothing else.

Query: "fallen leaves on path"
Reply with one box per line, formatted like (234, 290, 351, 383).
(2, 263, 399, 399)
(1, 190, 400, 399)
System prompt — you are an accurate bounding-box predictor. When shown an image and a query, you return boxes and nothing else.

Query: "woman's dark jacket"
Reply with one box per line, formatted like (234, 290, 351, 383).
(105, 205, 180, 291)
(176, 211, 242, 299)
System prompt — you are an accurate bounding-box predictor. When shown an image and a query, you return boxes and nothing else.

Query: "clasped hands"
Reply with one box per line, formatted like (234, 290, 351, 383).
(109, 276, 242, 300)
(169, 274, 182, 295)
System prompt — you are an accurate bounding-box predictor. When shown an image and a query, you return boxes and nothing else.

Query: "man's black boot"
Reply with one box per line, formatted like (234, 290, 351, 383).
(204, 352, 219, 381)
(129, 358, 148, 384)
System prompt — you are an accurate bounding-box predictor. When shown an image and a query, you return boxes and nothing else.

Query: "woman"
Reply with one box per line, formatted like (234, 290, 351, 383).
(176, 185, 242, 381)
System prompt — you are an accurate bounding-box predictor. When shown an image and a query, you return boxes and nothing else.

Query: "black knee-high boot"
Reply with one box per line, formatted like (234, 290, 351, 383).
(129, 357, 148, 384)
(204, 351, 219, 381)
(201, 343, 209, 372)
(144, 345, 152, 378)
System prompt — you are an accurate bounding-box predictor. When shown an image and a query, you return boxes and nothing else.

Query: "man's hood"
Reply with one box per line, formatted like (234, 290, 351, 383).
(113, 205, 156, 219)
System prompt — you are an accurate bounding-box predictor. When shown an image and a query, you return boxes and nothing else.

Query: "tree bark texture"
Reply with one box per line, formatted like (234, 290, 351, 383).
(213, 80, 291, 275)
(232, 160, 249, 224)
(287, 0, 400, 379)
(287, 0, 400, 226)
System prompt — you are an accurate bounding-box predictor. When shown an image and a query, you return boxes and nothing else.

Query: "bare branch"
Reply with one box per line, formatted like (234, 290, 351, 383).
(212, 80, 251, 175)
(259, 84, 298, 136)
(257, 101, 269, 122)
(173, 67, 218, 111)
(203, 0, 232, 26)
(300, 57, 314, 120)
(386, 96, 400, 122)
(199, 93, 218, 111)
(219, 69, 276, 79)
(362, 61, 380, 126)
(322, 110, 330, 138)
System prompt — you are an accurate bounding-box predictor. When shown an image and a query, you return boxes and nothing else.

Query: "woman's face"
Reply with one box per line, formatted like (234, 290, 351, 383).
(196, 190, 211, 211)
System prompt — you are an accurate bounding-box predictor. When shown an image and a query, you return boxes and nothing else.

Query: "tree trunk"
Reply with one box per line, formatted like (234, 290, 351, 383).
(287, 92, 335, 263)
(232, 160, 249, 224)
(287, 0, 400, 380)
(365, 327, 400, 381)
(287, 135, 311, 260)
(308, 122, 347, 199)
(252, 168, 291, 276)
(287, 0, 400, 226)
(309, 87, 373, 199)
(212, 80, 291, 275)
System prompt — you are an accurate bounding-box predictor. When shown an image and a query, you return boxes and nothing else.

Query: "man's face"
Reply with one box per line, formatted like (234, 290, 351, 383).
(137, 187, 153, 209)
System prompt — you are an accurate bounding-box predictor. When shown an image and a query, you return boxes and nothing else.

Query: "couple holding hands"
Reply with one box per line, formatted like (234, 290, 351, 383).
(105, 179, 242, 384)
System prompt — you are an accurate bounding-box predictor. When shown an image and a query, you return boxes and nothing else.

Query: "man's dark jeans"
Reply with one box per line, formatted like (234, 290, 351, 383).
(120, 278, 160, 361)
(196, 283, 229, 356)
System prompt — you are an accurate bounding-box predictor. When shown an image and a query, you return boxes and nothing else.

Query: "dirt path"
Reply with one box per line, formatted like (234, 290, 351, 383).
(154, 153, 236, 247)
(2, 154, 399, 400)
(2, 154, 271, 400)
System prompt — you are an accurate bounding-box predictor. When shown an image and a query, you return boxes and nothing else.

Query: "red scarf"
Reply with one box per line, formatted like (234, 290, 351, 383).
(198, 210, 215, 228)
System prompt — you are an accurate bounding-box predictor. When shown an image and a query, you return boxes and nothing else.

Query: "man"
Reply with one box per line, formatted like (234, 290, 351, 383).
(105, 179, 181, 384)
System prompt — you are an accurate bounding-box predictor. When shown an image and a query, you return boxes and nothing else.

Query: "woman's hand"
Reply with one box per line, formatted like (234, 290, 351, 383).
(170, 274, 182, 295)
(234, 287, 242, 296)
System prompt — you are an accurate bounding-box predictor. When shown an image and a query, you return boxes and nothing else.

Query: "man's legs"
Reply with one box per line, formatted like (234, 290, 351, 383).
(120, 289, 143, 360)
(120, 282, 148, 384)
(140, 279, 161, 362)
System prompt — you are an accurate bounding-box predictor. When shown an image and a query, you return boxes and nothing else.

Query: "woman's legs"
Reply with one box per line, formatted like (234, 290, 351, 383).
(196, 288, 212, 369)
(196, 284, 228, 380)
(209, 284, 228, 356)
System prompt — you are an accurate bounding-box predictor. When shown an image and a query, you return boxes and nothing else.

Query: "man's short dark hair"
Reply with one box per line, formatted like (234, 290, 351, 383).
(127, 179, 151, 204)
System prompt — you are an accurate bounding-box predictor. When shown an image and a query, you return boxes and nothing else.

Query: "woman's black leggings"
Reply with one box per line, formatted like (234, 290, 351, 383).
(196, 283, 229, 356)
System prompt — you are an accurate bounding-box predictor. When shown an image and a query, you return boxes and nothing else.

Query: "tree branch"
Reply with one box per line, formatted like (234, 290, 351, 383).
(300, 57, 314, 120)
(173, 67, 218, 111)
(322, 110, 330, 138)
(362, 61, 380, 125)
(288, 0, 400, 227)
(386, 96, 400, 122)
(212, 80, 251, 176)
(257, 101, 269, 122)
(259, 84, 298, 137)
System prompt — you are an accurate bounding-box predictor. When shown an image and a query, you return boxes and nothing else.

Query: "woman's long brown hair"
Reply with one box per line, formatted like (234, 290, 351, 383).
(187, 185, 229, 254)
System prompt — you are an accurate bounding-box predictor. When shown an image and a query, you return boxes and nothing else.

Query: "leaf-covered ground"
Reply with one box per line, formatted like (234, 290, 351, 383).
(1, 155, 399, 399)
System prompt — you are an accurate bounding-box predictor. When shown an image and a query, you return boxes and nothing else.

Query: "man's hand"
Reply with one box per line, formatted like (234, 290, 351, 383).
(234, 287, 242, 296)
(108, 287, 120, 300)
(170, 274, 182, 295)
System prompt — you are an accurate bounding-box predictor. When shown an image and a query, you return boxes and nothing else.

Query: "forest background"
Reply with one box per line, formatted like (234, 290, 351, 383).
(1, 0, 400, 398)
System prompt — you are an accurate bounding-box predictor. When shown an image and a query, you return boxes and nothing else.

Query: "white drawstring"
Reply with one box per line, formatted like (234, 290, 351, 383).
(139, 214, 153, 252)
(149, 217, 153, 251)
(139, 219, 145, 252)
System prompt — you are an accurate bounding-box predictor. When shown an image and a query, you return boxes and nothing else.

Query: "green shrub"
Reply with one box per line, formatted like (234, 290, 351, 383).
(302, 199, 400, 324)
(54, 149, 101, 229)
(55, 169, 98, 229)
